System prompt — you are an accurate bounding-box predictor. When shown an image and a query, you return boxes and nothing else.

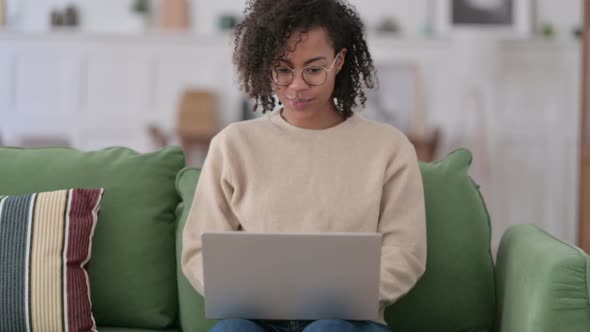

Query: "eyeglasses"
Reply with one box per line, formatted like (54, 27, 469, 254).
(271, 52, 341, 87)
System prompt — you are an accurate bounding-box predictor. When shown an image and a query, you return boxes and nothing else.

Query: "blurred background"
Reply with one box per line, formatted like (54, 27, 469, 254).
(0, 0, 587, 253)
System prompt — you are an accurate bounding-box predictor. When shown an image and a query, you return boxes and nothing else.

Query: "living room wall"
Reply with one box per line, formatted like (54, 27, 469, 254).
(0, 0, 584, 256)
(8, 0, 583, 39)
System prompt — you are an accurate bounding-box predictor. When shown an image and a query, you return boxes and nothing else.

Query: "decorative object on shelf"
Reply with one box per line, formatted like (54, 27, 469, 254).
(420, 0, 436, 37)
(3, 0, 21, 28)
(64, 5, 80, 27)
(539, 22, 555, 39)
(419, 24, 434, 37)
(375, 17, 401, 34)
(574, 26, 582, 39)
(218, 14, 240, 31)
(49, 4, 80, 28)
(161, 0, 190, 31)
(131, 0, 152, 29)
(437, 0, 530, 38)
(50, 8, 65, 28)
(132, 0, 150, 15)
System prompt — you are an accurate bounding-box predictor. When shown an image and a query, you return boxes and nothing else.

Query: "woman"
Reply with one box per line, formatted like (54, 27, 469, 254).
(181, 0, 427, 331)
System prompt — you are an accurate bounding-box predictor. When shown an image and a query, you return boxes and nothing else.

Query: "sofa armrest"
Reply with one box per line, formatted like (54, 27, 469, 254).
(495, 224, 590, 332)
(174, 167, 218, 332)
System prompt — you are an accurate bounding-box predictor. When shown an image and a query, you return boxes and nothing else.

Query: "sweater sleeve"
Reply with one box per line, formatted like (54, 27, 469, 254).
(378, 137, 427, 308)
(181, 134, 241, 295)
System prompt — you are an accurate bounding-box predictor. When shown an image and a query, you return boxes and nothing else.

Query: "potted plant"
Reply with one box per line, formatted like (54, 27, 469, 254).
(131, 0, 151, 30)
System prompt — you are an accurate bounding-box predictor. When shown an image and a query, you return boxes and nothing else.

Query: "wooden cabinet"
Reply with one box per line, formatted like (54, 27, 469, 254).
(580, 0, 590, 253)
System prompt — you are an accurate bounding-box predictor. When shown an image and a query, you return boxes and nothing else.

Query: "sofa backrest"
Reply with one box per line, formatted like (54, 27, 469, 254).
(175, 167, 217, 332)
(495, 224, 590, 332)
(175, 149, 497, 332)
(385, 149, 496, 332)
(0, 146, 186, 330)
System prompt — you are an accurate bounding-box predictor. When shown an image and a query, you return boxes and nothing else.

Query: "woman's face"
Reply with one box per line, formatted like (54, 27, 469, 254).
(272, 27, 346, 120)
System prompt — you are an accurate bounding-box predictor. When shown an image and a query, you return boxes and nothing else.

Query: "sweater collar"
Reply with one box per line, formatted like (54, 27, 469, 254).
(268, 108, 358, 135)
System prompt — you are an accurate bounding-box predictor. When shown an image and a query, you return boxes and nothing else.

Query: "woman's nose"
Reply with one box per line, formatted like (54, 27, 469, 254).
(288, 71, 309, 91)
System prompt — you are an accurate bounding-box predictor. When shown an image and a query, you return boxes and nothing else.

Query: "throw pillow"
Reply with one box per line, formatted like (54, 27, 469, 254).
(0, 188, 103, 332)
(384, 149, 496, 332)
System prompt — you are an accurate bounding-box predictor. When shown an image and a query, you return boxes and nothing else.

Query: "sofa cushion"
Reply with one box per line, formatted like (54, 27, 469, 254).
(0, 146, 185, 329)
(174, 149, 496, 332)
(496, 224, 590, 332)
(175, 168, 218, 332)
(0, 188, 103, 332)
(385, 149, 496, 332)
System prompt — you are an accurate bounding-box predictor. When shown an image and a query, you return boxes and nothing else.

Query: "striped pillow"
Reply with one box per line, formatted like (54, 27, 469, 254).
(0, 188, 104, 332)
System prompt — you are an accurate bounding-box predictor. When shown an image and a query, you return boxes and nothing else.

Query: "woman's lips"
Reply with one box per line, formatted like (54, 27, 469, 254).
(288, 98, 313, 110)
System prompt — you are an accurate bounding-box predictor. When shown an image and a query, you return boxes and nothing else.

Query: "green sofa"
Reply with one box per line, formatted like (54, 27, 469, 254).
(0, 145, 588, 332)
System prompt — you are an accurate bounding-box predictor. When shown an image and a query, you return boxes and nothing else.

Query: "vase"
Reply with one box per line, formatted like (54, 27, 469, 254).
(161, 0, 190, 31)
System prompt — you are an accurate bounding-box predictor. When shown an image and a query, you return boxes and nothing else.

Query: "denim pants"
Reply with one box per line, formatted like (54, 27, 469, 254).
(209, 319, 392, 332)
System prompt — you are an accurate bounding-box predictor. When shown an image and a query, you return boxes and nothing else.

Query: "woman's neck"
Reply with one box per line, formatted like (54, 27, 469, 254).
(280, 104, 344, 130)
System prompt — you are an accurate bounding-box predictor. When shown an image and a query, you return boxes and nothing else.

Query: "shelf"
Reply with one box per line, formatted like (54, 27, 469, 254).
(0, 29, 580, 54)
(0, 29, 235, 45)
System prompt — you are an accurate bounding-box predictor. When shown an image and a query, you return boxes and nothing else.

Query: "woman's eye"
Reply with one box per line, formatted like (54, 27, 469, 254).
(275, 67, 291, 74)
(306, 67, 323, 74)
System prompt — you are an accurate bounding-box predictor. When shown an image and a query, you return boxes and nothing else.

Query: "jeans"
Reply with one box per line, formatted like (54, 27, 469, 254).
(209, 319, 392, 332)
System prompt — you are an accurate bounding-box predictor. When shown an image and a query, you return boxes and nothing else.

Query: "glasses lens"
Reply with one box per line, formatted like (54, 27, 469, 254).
(303, 67, 327, 86)
(272, 67, 293, 85)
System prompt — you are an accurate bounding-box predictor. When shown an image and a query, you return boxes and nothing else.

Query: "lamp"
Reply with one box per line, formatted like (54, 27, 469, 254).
(176, 89, 218, 165)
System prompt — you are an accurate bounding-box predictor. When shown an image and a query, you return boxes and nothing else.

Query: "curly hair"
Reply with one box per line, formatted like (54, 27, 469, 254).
(233, 0, 376, 119)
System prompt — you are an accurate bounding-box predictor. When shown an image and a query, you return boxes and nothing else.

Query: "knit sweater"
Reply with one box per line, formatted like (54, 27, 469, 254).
(182, 110, 427, 324)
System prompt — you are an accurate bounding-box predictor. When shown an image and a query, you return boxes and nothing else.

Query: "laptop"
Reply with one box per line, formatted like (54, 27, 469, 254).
(202, 232, 382, 321)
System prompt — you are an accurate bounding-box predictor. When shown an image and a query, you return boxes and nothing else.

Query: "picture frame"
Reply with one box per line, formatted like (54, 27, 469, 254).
(436, 0, 531, 38)
(364, 61, 426, 136)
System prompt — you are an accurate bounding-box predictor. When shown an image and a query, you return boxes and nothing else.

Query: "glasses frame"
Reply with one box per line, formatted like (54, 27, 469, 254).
(271, 51, 342, 87)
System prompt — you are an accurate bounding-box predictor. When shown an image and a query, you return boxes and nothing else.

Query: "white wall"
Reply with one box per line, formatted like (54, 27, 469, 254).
(0, 0, 584, 250)
(6, 0, 582, 39)
(0, 32, 581, 251)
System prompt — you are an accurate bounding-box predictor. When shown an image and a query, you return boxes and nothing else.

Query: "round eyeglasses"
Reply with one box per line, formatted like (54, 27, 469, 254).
(271, 52, 341, 87)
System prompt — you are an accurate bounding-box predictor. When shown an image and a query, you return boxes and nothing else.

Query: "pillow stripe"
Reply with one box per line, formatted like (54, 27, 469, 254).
(0, 189, 103, 332)
(0, 194, 33, 332)
(65, 189, 102, 332)
(30, 190, 67, 332)
(26, 193, 38, 332)
(62, 189, 71, 332)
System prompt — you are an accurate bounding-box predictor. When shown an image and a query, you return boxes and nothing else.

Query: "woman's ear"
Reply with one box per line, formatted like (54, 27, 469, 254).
(337, 48, 348, 73)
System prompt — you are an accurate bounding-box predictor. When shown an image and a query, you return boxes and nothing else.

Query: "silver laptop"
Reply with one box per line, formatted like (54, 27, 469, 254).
(202, 232, 382, 321)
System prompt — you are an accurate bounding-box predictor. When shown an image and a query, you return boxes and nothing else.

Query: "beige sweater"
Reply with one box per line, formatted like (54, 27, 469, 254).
(182, 110, 427, 324)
